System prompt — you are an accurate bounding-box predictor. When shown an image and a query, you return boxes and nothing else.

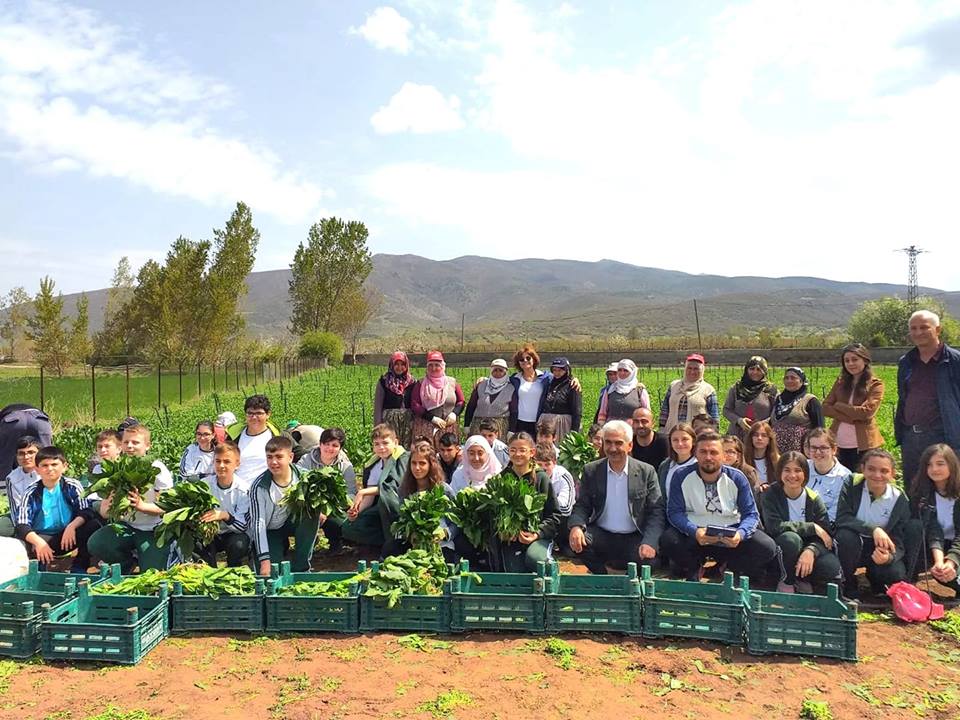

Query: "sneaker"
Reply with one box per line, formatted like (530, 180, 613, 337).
(842, 582, 861, 601)
(776, 581, 795, 594)
(795, 580, 814, 594)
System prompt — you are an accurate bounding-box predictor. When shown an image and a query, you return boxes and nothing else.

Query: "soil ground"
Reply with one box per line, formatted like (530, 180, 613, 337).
(4, 552, 960, 720)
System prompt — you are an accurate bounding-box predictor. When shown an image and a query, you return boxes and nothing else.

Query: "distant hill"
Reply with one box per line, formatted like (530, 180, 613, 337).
(50, 254, 960, 342)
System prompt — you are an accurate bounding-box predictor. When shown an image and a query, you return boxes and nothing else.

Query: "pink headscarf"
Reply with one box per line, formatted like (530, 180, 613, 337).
(462, 435, 502, 486)
(420, 350, 448, 410)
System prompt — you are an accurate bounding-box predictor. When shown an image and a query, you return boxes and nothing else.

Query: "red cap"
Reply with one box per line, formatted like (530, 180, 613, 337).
(685, 353, 706, 365)
(426, 350, 444, 363)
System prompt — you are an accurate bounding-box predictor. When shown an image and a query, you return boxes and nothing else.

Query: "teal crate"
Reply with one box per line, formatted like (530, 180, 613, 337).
(745, 583, 857, 661)
(171, 577, 266, 634)
(0, 560, 109, 599)
(359, 560, 451, 633)
(544, 561, 641, 635)
(40, 582, 169, 665)
(640, 565, 748, 644)
(264, 561, 363, 634)
(0, 590, 71, 658)
(449, 561, 546, 633)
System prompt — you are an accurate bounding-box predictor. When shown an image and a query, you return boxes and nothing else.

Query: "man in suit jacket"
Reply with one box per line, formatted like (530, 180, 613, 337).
(568, 420, 665, 574)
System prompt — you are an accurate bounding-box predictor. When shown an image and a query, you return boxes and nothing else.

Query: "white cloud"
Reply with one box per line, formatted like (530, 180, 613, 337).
(352, 6, 413, 54)
(370, 82, 464, 134)
(0, 1, 326, 223)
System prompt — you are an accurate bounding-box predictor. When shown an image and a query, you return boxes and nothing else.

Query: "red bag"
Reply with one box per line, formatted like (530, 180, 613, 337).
(886, 581, 944, 622)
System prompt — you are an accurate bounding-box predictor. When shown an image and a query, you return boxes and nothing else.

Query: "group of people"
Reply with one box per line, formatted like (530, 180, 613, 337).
(3, 310, 960, 603)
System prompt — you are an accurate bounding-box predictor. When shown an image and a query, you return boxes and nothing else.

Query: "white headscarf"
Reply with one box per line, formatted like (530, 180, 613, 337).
(485, 359, 510, 395)
(612, 359, 638, 395)
(461, 435, 502, 487)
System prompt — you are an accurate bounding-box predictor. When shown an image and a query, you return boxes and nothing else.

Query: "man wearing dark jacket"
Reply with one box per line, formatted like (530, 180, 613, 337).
(568, 420, 665, 574)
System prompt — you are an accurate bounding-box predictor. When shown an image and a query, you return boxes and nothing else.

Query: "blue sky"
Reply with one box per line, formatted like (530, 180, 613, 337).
(2, 0, 959, 298)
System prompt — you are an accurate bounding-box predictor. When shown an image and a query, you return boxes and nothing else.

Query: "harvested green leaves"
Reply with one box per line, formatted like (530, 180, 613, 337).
(357, 549, 479, 608)
(154, 479, 220, 559)
(276, 578, 359, 597)
(558, 431, 598, 480)
(280, 466, 349, 522)
(391, 485, 453, 550)
(85, 455, 160, 524)
(93, 564, 256, 598)
(446, 487, 494, 550)
(484, 469, 546, 541)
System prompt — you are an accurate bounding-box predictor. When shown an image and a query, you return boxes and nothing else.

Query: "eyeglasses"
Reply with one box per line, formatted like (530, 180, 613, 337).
(520, 356, 533, 362)
(196, 432, 214, 438)
(809, 445, 832, 453)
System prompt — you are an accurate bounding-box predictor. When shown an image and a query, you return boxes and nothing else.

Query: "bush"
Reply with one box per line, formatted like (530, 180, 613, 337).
(299, 331, 344, 364)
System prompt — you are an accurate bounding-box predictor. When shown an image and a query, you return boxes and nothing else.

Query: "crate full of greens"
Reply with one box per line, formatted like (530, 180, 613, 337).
(264, 561, 364, 634)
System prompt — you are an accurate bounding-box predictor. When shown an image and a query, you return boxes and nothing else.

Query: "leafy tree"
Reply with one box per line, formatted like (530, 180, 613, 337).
(94, 256, 136, 363)
(70, 294, 93, 362)
(848, 296, 957, 346)
(26, 277, 69, 375)
(336, 286, 384, 361)
(288, 218, 373, 334)
(298, 331, 344, 364)
(0, 286, 31, 359)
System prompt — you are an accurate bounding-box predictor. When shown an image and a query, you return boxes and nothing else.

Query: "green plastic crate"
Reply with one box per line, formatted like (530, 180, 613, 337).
(640, 565, 748, 644)
(264, 561, 363, 634)
(745, 583, 857, 660)
(0, 590, 69, 658)
(171, 577, 266, 634)
(544, 561, 641, 635)
(0, 560, 109, 599)
(40, 582, 169, 665)
(449, 560, 546, 633)
(359, 560, 451, 633)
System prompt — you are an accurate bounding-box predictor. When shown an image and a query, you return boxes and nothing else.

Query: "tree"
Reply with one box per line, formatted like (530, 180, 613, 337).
(288, 218, 373, 335)
(26, 277, 69, 375)
(70, 294, 93, 362)
(93, 256, 136, 363)
(336, 286, 384, 361)
(298, 331, 344, 365)
(848, 296, 958, 346)
(0, 286, 31, 359)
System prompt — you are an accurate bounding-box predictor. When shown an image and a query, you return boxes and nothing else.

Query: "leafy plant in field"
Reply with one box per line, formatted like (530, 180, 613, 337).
(558, 431, 598, 479)
(85, 455, 160, 524)
(391, 485, 453, 550)
(417, 689, 472, 718)
(280, 465, 349, 522)
(930, 609, 960, 641)
(799, 699, 833, 720)
(154, 478, 220, 558)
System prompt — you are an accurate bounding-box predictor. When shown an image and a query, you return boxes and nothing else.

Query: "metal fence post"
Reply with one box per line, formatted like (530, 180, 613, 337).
(157, 363, 162, 409)
(178, 362, 183, 404)
(197, 361, 201, 398)
(125, 362, 131, 418)
(39, 365, 45, 411)
(91, 364, 97, 423)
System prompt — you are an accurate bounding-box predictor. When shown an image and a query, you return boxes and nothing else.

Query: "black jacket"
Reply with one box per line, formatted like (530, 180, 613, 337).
(760, 483, 831, 558)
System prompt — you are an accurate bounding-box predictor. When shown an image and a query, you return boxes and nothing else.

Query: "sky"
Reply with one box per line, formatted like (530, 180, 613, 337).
(2, 0, 959, 298)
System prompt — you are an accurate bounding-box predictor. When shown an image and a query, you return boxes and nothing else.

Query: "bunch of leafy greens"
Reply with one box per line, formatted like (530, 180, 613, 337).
(446, 487, 494, 549)
(280, 466, 349, 521)
(276, 577, 359, 597)
(85, 455, 160, 524)
(483, 469, 546, 541)
(558, 431, 599, 479)
(154, 479, 220, 559)
(358, 549, 479, 608)
(93, 564, 256, 598)
(391, 485, 453, 550)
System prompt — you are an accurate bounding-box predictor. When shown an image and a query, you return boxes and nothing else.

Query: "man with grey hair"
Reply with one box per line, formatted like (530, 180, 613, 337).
(567, 419, 665, 574)
(895, 309, 960, 488)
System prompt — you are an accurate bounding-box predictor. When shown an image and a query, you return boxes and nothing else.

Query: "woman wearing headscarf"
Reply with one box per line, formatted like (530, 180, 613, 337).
(822, 343, 885, 472)
(597, 359, 650, 423)
(374, 351, 417, 448)
(463, 359, 514, 442)
(537, 357, 582, 442)
(411, 350, 465, 446)
(771, 367, 824, 454)
(450, 435, 503, 565)
(722, 356, 778, 441)
(593, 363, 619, 423)
(658, 353, 719, 432)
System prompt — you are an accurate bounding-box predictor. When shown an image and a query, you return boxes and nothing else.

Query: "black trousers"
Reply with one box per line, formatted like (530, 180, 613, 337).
(26, 521, 97, 570)
(660, 528, 778, 582)
(835, 528, 907, 590)
(835, 448, 864, 474)
(201, 532, 251, 567)
(577, 525, 653, 575)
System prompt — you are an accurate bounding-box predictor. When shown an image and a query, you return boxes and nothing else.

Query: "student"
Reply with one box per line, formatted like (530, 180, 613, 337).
(87, 424, 175, 572)
(228, 395, 281, 489)
(535, 442, 576, 544)
(743, 421, 780, 488)
(761, 452, 842, 594)
(535, 418, 561, 456)
(587, 423, 604, 455)
(341, 424, 409, 549)
(663, 432, 777, 583)
(835, 449, 910, 599)
(1, 437, 40, 538)
(82, 429, 123, 514)
(15, 446, 93, 572)
(297, 427, 357, 498)
(657, 423, 697, 502)
(437, 433, 461, 483)
(805, 428, 852, 525)
(477, 419, 510, 468)
(721, 436, 761, 491)
(691, 413, 719, 436)
(198, 443, 251, 567)
(489, 432, 562, 573)
(450, 435, 502, 566)
(248, 436, 320, 575)
(178, 421, 217, 482)
(383, 440, 457, 562)
(910, 444, 960, 591)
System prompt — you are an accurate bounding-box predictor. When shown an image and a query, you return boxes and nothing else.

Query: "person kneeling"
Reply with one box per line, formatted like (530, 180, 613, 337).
(761, 452, 841, 594)
(835, 449, 909, 599)
(662, 432, 776, 583)
(567, 420, 664, 574)
(198, 442, 250, 567)
(16, 446, 95, 573)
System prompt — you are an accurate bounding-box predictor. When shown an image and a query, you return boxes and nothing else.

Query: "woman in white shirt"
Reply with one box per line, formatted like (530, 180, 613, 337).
(743, 421, 780, 489)
(911, 444, 960, 591)
(178, 421, 216, 482)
